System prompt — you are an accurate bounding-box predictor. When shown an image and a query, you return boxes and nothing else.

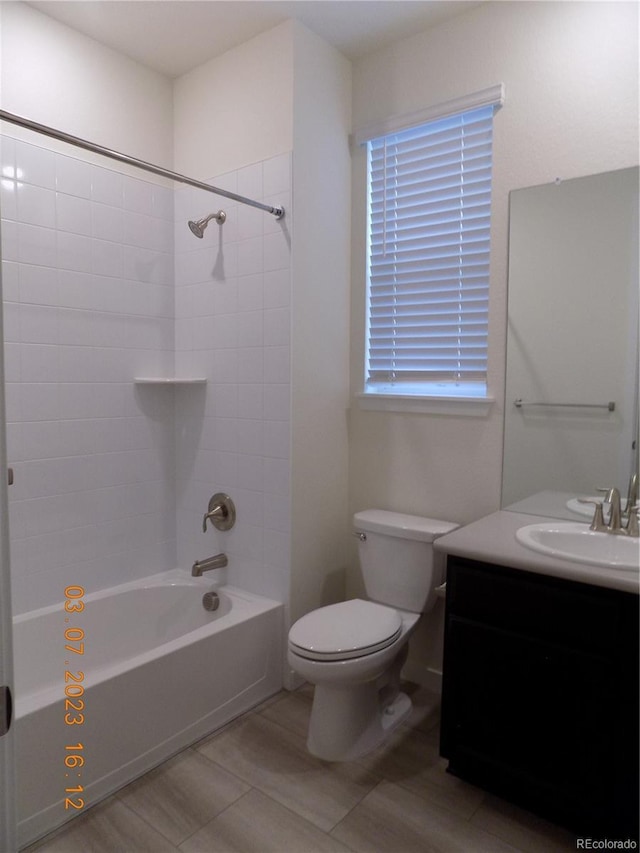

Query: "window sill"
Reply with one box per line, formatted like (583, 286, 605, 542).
(355, 391, 495, 416)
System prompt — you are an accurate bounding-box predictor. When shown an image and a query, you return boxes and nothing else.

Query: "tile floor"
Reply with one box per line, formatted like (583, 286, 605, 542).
(25, 684, 577, 853)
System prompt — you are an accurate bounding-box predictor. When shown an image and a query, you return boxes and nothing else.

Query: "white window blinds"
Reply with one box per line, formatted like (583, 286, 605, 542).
(365, 103, 496, 397)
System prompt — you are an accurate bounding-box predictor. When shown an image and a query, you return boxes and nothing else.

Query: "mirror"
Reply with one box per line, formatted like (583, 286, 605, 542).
(502, 167, 639, 521)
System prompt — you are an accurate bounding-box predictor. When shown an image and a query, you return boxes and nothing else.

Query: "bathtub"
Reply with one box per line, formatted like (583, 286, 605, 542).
(13, 569, 284, 848)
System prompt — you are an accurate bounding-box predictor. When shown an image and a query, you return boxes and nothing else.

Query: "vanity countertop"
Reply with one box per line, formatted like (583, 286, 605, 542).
(434, 510, 639, 594)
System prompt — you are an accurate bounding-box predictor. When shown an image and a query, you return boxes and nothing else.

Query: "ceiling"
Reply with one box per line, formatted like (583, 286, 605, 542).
(27, 0, 481, 78)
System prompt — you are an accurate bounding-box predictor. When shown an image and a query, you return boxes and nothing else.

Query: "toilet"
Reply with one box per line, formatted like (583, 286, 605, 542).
(287, 509, 458, 761)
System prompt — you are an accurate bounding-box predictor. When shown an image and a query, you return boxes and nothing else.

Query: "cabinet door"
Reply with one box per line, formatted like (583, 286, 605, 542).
(444, 616, 616, 827)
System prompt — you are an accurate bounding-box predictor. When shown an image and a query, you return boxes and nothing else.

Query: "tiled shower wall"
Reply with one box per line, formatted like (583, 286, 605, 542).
(0, 135, 293, 614)
(174, 154, 292, 603)
(1, 135, 176, 615)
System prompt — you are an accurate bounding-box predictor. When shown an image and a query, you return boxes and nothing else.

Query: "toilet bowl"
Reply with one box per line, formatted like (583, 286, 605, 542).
(288, 600, 420, 760)
(287, 510, 458, 761)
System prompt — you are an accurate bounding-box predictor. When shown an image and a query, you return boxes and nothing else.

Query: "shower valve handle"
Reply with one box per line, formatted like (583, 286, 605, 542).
(202, 506, 225, 531)
(202, 493, 236, 532)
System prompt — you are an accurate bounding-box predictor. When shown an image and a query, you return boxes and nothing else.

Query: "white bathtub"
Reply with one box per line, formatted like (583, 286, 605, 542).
(13, 569, 284, 848)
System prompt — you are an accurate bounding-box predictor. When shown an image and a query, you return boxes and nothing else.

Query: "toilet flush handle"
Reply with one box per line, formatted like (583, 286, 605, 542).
(352, 531, 366, 542)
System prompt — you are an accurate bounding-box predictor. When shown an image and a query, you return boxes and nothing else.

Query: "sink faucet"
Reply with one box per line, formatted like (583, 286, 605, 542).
(592, 486, 639, 536)
(191, 553, 228, 576)
(578, 498, 606, 532)
(600, 487, 623, 533)
(625, 472, 638, 519)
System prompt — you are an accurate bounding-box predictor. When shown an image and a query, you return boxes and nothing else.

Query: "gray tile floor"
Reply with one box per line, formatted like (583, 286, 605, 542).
(25, 684, 577, 852)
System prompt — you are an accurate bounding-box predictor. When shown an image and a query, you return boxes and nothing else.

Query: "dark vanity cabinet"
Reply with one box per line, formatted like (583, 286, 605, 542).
(440, 556, 639, 840)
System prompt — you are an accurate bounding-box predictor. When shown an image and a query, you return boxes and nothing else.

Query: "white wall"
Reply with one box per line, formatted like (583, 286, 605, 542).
(173, 21, 293, 178)
(1, 135, 177, 614)
(172, 23, 296, 602)
(290, 22, 352, 624)
(350, 0, 638, 526)
(172, 155, 293, 602)
(0, 2, 177, 612)
(1, 6, 353, 629)
(0, 2, 173, 167)
(173, 20, 353, 624)
(348, 0, 639, 682)
(0, 8, 300, 610)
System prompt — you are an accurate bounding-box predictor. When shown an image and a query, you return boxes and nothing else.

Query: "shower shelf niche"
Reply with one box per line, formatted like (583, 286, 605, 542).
(134, 377, 207, 386)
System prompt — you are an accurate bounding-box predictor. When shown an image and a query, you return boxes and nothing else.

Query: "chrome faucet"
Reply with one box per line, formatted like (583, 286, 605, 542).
(585, 486, 639, 536)
(598, 487, 623, 533)
(578, 498, 606, 532)
(191, 553, 228, 576)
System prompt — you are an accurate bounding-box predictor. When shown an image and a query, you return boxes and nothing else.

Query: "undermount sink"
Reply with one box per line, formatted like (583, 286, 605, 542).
(516, 522, 640, 571)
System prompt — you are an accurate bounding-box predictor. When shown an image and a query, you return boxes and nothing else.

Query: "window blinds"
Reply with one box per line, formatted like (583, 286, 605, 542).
(365, 104, 495, 395)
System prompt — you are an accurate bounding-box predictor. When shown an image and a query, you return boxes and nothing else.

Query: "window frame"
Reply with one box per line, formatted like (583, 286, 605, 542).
(355, 86, 504, 415)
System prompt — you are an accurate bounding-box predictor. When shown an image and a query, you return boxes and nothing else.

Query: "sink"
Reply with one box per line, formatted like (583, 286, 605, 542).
(516, 522, 640, 571)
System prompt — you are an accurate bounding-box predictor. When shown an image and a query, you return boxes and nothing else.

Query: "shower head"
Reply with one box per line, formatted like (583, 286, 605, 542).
(188, 219, 206, 238)
(187, 210, 227, 238)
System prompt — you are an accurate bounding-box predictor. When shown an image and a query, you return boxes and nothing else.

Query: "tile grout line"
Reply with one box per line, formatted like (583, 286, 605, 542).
(327, 777, 390, 851)
(109, 796, 182, 851)
(173, 786, 257, 852)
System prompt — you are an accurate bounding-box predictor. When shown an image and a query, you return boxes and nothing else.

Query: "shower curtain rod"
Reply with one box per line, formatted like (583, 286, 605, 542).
(0, 109, 285, 219)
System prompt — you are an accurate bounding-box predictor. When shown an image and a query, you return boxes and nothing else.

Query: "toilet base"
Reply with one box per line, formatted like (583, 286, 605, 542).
(306, 683, 412, 762)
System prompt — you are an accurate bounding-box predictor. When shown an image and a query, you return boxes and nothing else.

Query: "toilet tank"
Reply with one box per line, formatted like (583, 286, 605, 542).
(354, 510, 459, 614)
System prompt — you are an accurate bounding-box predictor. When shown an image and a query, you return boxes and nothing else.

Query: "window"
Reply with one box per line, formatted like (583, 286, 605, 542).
(359, 88, 502, 409)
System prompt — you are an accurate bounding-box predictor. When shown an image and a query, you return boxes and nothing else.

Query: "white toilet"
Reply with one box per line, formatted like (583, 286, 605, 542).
(287, 509, 458, 761)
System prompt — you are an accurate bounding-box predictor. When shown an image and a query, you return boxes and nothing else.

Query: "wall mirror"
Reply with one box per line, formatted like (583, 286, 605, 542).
(502, 166, 639, 521)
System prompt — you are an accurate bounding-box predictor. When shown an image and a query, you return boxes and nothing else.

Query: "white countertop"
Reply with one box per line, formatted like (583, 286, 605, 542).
(434, 510, 640, 594)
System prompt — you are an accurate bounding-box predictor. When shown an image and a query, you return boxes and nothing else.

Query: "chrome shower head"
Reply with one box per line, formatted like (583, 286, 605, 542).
(187, 210, 226, 238)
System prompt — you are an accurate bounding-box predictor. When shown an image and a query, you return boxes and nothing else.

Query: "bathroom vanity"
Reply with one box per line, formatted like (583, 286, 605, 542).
(435, 511, 639, 840)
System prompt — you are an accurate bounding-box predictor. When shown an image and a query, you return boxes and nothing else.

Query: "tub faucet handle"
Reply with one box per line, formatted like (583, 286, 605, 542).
(202, 510, 220, 532)
(202, 493, 236, 532)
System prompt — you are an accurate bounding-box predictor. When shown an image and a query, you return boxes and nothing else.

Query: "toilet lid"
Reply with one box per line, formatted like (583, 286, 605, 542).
(288, 599, 403, 661)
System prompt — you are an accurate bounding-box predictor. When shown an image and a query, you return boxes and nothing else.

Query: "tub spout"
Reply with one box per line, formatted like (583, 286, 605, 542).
(191, 553, 228, 576)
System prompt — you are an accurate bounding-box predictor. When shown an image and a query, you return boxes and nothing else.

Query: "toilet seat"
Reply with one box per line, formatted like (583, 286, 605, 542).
(288, 599, 403, 661)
